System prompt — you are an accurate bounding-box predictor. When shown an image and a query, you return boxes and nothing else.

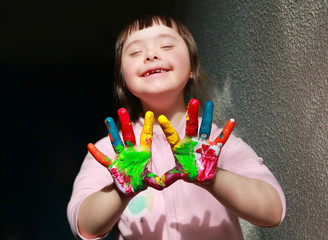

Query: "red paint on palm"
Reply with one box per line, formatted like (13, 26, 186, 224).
(195, 143, 219, 182)
(111, 168, 133, 194)
(118, 108, 136, 145)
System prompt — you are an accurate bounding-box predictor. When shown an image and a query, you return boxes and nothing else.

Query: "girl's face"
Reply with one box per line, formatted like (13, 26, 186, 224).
(121, 23, 193, 103)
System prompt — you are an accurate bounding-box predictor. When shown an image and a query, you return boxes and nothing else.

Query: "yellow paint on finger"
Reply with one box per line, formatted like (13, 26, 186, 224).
(140, 111, 154, 149)
(155, 176, 165, 187)
(186, 113, 190, 121)
(158, 115, 181, 151)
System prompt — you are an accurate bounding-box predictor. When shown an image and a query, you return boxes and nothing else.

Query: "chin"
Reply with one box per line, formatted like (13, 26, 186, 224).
(129, 83, 186, 103)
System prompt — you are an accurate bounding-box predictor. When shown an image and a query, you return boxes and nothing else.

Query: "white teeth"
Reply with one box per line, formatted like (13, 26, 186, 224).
(143, 69, 167, 77)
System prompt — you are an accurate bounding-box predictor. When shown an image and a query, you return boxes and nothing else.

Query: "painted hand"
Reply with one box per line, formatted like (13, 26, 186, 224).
(87, 109, 164, 196)
(158, 99, 235, 186)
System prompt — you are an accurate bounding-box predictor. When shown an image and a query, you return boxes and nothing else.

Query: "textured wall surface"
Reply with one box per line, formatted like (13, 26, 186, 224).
(175, 1, 328, 239)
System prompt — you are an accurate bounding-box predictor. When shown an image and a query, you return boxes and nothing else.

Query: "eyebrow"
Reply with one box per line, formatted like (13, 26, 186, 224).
(157, 33, 178, 40)
(124, 33, 178, 52)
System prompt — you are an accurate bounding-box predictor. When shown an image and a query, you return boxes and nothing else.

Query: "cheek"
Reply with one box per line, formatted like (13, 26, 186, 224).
(176, 59, 192, 80)
(171, 51, 192, 75)
(122, 61, 137, 84)
(122, 65, 141, 96)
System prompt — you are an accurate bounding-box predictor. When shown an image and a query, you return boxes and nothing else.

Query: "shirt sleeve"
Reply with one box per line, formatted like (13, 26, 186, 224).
(67, 136, 116, 240)
(211, 126, 286, 222)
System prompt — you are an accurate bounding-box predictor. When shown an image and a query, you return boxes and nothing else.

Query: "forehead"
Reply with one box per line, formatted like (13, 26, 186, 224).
(123, 23, 180, 47)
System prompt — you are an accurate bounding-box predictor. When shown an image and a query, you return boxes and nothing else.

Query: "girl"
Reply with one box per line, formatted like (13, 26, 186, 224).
(67, 14, 285, 240)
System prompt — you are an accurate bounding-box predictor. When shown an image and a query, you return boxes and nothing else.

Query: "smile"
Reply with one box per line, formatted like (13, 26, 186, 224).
(141, 69, 169, 77)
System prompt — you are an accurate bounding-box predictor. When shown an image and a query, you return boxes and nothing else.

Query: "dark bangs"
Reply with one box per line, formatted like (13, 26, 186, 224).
(124, 14, 176, 42)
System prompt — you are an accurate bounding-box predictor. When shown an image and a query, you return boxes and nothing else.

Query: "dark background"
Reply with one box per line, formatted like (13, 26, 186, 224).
(3, 1, 328, 240)
(1, 1, 185, 239)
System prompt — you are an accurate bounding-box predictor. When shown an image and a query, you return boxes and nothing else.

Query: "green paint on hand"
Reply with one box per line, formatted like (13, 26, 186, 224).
(115, 145, 124, 154)
(174, 138, 198, 180)
(126, 141, 134, 148)
(147, 173, 156, 178)
(168, 169, 180, 174)
(112, 147, 151, 192)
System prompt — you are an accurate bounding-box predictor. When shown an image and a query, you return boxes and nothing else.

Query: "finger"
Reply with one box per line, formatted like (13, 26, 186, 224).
(185, 99, 199, 137)
(104, 117, 124, 152)
(158, 115, 182, 151)
(143, 169, 165, 190)
(140, 111, 154, 150)
(162, 168, 185, 187)
(144, 174, 165, 190)
(87, 143, 112, 168)
(213, 118, 235, 146)
(117, 108, 136, 147)
(199, 101, 214, 140)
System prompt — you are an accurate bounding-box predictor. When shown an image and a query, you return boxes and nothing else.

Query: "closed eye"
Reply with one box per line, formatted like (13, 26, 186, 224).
(130, 51, 142, 56)
(161, 45, 173, 50)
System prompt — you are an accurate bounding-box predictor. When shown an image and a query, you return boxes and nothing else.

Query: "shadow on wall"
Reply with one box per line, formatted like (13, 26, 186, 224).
(212, 73, 234, 128)
(177, 1, 328, 239)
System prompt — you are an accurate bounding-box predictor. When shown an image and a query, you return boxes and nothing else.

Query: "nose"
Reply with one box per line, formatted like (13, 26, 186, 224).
(145, 50, 160, 63)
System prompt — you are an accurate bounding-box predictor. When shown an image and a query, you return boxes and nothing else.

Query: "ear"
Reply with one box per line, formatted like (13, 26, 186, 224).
(189, 71, 193, 79)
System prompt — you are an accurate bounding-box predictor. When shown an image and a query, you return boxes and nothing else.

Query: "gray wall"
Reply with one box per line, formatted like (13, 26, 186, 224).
(175, 1, 328, 239)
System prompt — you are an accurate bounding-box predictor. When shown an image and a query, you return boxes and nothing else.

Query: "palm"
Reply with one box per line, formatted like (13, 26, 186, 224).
(88, 109, 164, 196)
(176, 136, 221, 182)
(159, 99, 235, 185)
(109, 145, 152, 193)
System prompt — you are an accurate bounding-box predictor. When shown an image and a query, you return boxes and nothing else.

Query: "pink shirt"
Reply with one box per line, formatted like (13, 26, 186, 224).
(67, 116, 286, 240)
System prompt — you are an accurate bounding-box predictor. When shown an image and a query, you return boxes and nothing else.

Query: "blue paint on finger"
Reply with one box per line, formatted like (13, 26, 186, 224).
(105, 117, 124, 150)
(219, 132, 223, 139)
(199, 101, 214, 140)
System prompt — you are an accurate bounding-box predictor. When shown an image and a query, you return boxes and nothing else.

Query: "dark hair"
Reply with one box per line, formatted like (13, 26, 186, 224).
(114, 14, 212, 122)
